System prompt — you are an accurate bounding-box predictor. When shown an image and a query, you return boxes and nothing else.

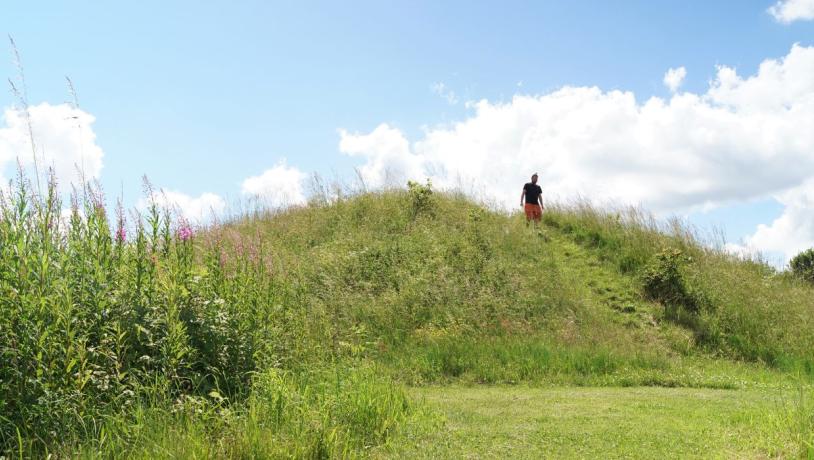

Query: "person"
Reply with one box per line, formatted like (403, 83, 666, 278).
(520, 173, 544, 227)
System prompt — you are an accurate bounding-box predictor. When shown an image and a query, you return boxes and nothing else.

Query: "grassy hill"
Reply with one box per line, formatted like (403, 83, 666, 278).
(1, 178, 813, 457)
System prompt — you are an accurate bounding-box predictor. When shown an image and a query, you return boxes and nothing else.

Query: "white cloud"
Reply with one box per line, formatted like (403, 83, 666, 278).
(707, 47, 814, 112)
(733, 180, 814, 264)
(723, 242, 759, 260)
(431, 82, 459, 105)
(340, 44, 814, 263)
(768, 0, 814, 23)
(139, 189, 226, 223)
(0, 103, 104, 187)
(663, 67, 687, 92)
(339, 123, 426, 189)
(241, 160, 307, 208)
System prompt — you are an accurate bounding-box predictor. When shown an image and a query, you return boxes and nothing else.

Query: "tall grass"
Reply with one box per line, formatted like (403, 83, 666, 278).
(0, 174, 231, 450)
(542, 201, 814, 371)
(73, 366, 412, 459)
(2, 170, 814, 456)
(0, 173, 418, 456)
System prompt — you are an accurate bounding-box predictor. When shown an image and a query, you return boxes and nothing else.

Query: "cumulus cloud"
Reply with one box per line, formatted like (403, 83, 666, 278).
(139, 189, 226, 223)
(768, 0, 814, 23)
(663, 67, 687, 92)
(339, 124, 425, 189)
(0, 103, 104, 187)
(340, 44, 814, 262)
(241, 160, 307, 208)
(731, 180, 814, 264)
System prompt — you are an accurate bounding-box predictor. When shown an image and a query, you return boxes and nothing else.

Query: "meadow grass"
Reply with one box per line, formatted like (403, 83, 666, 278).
(541, 202, 814, 371)
(391, 385, 806, 458)
(1, 175, 814, 457)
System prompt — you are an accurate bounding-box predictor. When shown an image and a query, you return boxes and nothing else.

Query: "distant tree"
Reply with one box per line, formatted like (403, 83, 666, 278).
(790, 248, 814, 284)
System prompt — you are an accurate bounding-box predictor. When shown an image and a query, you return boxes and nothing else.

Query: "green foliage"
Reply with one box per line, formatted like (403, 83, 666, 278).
(0, 177, 294, 454)
(74, 365, 414, 459)
(641, 248, 703, 313)
(790, 248, 814, 284)
(407, 179, 436, 219)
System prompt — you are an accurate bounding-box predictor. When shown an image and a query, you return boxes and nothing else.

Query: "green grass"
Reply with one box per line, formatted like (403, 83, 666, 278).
(2, 175, 814, 457)
(72, 365, 416, 459)
(391, 385, 802, 458)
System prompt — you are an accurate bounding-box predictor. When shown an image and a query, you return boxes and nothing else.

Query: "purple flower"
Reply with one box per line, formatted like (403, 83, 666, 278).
(178, 223, 193, 242)
(115, 226, 126, 243)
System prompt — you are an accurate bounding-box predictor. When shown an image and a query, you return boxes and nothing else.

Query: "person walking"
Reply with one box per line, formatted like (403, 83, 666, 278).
(520, 173, 544, 228)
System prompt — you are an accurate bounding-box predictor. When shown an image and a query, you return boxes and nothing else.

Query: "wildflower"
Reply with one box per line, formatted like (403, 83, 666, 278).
(178, 222, 193, 242)
(115, 200, 126, 243)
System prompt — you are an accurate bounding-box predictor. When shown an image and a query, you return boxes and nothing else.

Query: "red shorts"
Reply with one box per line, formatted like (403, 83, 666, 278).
(524, 204, 542, 221)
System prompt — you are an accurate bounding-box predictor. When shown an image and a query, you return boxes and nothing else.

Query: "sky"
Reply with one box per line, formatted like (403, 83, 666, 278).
(1, 0, 814, 266)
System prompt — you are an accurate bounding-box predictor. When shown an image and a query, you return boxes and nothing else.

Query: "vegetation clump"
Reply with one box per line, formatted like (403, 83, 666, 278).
(407, 179, 436, 219)
(641, 248, 704, 313)
(790, 247, 814, 284)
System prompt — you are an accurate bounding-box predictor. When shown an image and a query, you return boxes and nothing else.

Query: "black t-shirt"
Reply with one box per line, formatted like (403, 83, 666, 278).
(523, 183, 542, 205)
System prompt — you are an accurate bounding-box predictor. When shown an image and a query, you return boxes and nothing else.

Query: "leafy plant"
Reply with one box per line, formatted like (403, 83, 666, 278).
(407, 179, 436, 219)
(641, 248, 702, 312)
(790, 248, 814, 284)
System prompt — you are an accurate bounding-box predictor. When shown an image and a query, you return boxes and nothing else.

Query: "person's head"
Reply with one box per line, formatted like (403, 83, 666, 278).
(531, 173, 538, 184)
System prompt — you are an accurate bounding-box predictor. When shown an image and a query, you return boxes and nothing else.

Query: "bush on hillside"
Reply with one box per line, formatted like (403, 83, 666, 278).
(790, 248, 814, 284)
(641, 248, 703, 313)
(407, 180, 436, 219)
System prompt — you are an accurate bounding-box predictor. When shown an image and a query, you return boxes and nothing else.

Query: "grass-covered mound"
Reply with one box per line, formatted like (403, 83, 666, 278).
(242, 181, 814, 382)
(1, 177, 813, 457)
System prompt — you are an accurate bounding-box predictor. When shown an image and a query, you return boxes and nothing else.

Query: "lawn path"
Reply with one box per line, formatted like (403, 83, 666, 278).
(387, 385, 794, 459)
(543, 228, 662, 330)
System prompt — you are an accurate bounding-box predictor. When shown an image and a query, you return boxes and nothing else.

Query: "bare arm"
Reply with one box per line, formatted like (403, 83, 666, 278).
(538, 193, 544, 210)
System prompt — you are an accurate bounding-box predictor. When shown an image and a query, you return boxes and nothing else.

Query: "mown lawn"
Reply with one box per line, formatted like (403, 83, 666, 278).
(387, 385, 800, 459)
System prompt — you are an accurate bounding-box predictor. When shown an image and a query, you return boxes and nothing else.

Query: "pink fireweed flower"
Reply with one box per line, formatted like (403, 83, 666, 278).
(115, 226, 126, 243)
(115, 201, 126, 244)
(177, 222, 193, 242)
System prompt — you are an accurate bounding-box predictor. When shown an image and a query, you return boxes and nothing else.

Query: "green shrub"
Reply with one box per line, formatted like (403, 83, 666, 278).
(790, 248, 814, 284)
(407, 179, 436, 219)
(641, 248, 702, 313)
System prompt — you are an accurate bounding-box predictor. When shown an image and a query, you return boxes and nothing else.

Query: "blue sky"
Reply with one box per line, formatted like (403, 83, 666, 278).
(1, 1, 814, 263)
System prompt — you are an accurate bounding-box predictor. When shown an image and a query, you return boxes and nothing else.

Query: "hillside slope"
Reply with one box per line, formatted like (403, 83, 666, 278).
(228, 184, 814, 386)
(3, 180, 813, 457)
